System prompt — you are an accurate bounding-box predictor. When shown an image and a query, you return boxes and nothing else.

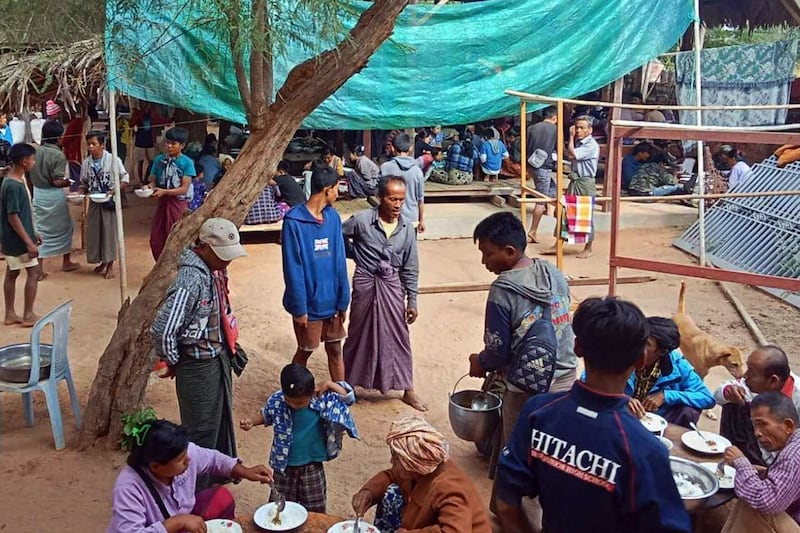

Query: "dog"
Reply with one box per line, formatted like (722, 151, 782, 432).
(673, 281, 745, 380)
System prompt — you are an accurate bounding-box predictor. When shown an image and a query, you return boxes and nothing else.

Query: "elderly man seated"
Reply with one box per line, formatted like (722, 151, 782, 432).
(626, 317, 715, 428)
(720, 392, 800, 533)
(715, 345, 800, 466)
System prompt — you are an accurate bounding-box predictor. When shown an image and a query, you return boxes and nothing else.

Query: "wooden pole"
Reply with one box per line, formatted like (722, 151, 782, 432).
(519, 100, 528, 230)
(108, 90, 129, 305)
(601, 79, 624, 212)
(418, 275, 656, 295)
(363, 129, 372, 159)
(555, 100, 565, 270)
(515, 189, 800, 204)
(608, 127, 623, 296)
(717, 282, 768, 345)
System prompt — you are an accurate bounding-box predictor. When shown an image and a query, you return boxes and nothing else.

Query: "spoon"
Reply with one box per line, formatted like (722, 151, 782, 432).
(470, 392, 491, 410)
(270, 482, 286, 525)
(689, 422, 718, 449)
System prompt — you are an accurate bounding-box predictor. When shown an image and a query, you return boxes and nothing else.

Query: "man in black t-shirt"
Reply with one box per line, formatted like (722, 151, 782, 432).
(272, 160, 305, 206)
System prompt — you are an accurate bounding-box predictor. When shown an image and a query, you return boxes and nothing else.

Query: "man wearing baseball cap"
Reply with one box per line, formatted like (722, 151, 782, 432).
(151, 217, 247, 488)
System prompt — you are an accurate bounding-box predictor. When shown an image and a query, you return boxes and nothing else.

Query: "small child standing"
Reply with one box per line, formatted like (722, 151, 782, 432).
(239, 363, 358, 513)
(1, 143, 41, 326)
(479, 129, 509, 183)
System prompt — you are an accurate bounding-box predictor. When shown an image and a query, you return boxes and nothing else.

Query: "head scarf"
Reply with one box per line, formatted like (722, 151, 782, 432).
(386, 417, 449, 476)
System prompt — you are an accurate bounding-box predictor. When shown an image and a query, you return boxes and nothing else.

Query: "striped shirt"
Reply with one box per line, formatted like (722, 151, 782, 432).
(733, 431, 800, 524)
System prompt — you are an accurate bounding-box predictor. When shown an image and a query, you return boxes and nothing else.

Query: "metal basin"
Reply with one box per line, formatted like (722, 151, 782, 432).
(670, 456, 719, 512)
(0, 343, 52, 383)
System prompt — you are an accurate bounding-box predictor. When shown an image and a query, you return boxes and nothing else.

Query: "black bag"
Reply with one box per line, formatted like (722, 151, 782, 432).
(134, 468, 170, 520)
(507, 306, 558, 394)
(0, 139, 11, 168)
(230, 342, 248, 377)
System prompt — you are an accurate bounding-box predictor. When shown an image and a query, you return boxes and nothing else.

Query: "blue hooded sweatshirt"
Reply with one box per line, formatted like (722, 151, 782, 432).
(281, 204, 350, 321)
(625, 349, 715, 414)
(496, 381, 691, 533)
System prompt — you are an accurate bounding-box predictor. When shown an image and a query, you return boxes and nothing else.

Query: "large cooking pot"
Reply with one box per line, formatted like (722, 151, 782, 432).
(448, 374, 502, 443)
(0, 343, 53, 383)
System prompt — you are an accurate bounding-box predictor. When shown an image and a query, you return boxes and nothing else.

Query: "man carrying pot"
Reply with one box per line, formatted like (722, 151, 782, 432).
(466, 212, 576, 531)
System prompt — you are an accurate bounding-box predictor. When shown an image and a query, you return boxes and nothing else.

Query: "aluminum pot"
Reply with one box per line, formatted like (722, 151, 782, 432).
(448, 374, 502, 443)
(670, 456, 719, 512)
(0, 343, 52, 383)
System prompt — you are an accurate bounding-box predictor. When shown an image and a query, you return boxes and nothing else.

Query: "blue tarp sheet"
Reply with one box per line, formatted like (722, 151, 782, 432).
(105, 0, 694, 129)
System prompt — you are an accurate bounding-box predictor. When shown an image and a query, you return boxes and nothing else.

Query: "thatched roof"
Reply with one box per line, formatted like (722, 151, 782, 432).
(0, 37, 104, 112)
(701, 0, 800, 27)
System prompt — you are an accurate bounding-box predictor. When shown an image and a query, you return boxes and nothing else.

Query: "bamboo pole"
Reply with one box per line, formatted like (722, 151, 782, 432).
(555, 100, 564, 270)
(108, 90, 128, 305)
(504, 90, 800, 112)
(519, 100, 528, 230)
(418, 275, 657, 295)
(515, 189, 800, 204)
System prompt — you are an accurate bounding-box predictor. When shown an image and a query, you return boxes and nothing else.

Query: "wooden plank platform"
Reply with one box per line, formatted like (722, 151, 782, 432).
(425, 179, 515, 198)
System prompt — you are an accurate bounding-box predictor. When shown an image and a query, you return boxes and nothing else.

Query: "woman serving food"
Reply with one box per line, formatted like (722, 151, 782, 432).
(107, 419, 272, 533)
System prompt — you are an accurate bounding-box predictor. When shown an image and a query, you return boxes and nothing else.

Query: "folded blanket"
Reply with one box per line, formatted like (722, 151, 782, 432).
(559, 195, 594, 244)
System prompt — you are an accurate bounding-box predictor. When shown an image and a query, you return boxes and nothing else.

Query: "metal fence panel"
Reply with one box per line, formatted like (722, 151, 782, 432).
(673, 156, 800, 309)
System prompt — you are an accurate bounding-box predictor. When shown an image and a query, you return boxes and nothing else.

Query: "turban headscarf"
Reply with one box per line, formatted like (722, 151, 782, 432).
(386, 417, 449, 476)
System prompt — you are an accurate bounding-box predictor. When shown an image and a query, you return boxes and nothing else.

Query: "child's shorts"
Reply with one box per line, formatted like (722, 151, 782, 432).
(293, 315, 346, 351)
(6, 253, 38, 271)
(271, 462, 326, 513)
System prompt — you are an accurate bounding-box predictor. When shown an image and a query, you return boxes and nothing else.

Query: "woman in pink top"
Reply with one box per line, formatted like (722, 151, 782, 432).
(108, 420, 273, 533)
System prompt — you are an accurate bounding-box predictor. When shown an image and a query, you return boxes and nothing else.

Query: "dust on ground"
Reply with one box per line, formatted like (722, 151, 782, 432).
(0, 198, 798, 531)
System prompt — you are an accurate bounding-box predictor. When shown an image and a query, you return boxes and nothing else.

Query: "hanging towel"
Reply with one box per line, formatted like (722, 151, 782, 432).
(559, 195, 594, 244)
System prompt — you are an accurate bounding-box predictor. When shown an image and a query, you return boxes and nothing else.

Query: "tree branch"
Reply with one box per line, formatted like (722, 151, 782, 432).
(270, 0, 408, 125)
(226, 2, 252, 119)
(263, 2, 274, 107)
(249, 0, 266, 129)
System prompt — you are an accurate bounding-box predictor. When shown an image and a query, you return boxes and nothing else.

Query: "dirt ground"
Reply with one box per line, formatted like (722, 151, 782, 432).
(0, 197, 798, 531)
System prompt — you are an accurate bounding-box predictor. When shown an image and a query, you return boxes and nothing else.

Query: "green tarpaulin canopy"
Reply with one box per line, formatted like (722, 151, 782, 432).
(105, 0, 694, 129)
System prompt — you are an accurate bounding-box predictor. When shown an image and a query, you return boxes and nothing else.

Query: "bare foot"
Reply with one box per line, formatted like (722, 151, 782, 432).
(539, 247, 558, 256)
(62, 262, 80, 272)
(93, 264, 106, 274)
(38, 271, 48, 281)
(4, 314, 22, 325)
(104, 269, 115, 279)
(527, 233, 539, 244)
(576, 250, 593, 259)
(22, 314, 40, 327)
(402, 390, 429, 412)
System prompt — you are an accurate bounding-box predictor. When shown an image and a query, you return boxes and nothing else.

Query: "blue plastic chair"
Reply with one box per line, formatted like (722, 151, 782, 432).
(0, 300, 81, 450)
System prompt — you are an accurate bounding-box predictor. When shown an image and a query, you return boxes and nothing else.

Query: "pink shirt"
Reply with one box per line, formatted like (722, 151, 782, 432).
(107, 443, 237, 533)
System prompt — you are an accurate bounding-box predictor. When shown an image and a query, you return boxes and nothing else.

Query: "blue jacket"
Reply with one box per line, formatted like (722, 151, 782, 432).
(496, 382, 691, 533)
(621, 153, 641, 190)
(281, 204, 350, 321)
(625, 349, 715, 414)
(261, 381, 359, 473)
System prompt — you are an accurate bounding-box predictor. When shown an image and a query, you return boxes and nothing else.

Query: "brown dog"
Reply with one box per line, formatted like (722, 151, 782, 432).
(673, 281, 745, 379)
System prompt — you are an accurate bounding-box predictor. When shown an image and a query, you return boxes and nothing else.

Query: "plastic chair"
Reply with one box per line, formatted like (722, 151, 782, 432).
(0, 300, 81, 450)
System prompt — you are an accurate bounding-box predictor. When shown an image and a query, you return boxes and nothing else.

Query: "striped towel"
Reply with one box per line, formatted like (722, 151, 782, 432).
(559, 195, 594, 244)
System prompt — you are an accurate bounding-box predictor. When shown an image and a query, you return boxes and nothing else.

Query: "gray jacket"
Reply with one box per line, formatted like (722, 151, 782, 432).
(151, 248, 220, 366)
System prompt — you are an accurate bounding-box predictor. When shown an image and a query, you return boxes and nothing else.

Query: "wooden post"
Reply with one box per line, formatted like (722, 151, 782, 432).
(601, 78, 624, 211)
(363, 129, 372, 159)
(693, 0, 706, 267)
(108, 91, 128, 305)
(555, 99, 565, 271)
(608, 125, 623, 296)
(519, 100, 528, 229)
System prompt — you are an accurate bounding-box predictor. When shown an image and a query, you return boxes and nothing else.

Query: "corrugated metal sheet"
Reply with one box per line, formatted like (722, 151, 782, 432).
(674, 156, 800, 308)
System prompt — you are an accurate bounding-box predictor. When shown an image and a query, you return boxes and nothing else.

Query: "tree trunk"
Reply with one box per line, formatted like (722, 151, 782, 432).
(79, 0, 409, 448)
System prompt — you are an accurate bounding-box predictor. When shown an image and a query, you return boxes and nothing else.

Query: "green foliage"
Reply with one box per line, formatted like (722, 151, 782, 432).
(120, 406, 157, 451)
(0, 0, 103, 48)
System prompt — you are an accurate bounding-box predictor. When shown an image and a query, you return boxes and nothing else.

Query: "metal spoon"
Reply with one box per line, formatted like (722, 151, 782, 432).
(689, 422, 718, 449)
(270, 482, 286, 525)
(716, 460, 727, 478)
(470, 392, 491, 410)
(354, 515, 362, 532)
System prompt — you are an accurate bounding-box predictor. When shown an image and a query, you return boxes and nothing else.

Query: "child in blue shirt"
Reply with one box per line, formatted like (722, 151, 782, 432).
(479, 129, 509, 183)
(239, 363, 358, 513)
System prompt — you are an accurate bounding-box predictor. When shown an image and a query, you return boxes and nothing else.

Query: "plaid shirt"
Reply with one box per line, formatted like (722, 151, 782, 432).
(446, 142, 479, 172)
(633, 362, 662, 401)
(261, 382, 359, 473)
(245, 185, 283, 224)
(733, 431, 800, 523)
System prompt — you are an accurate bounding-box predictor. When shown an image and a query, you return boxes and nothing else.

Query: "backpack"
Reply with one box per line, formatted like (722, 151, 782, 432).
(507, 305, 557, 394)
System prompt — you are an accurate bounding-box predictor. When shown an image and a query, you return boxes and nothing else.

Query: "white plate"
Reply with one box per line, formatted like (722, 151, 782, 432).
(66, 194, 85, 204)
(134, 188, 154, 198)
(657, 436, 673, 451)
(205, 519, 242, 533)
(328, 520, 380, 533)
(640, 413, 668, 433)
(700, 462, 735, 489)
(254, 501, 308, 531)
(681, 431, 731, 455)
(89, 193, 110, 203)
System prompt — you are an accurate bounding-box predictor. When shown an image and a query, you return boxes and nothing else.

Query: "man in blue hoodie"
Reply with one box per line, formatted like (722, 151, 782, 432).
(627, 317, 714, 428)
(281, 164, 350, 382)
(495, 297, 691, 533)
